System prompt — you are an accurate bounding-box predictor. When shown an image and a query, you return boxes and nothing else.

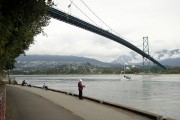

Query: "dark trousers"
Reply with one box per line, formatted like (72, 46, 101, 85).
(79, 89, 83, 99)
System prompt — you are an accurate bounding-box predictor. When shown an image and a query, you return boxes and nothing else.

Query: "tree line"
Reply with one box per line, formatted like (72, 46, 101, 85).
(8, 63, 180, 75)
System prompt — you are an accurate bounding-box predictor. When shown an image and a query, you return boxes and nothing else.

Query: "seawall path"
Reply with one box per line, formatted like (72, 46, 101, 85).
(6, 85, 157, 120)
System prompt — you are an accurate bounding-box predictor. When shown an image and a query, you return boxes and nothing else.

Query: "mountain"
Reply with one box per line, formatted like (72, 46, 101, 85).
(160, 58, 180, 66)
(112, 49, 180, 66)
(112, 52, 140, 65)
(15, 55, 111, 68)
(16, 55, 101, 62)
(15, 49, 180, 69)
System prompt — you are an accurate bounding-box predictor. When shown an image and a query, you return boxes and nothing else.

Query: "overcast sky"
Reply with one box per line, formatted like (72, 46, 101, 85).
(26, 0, 180, 62)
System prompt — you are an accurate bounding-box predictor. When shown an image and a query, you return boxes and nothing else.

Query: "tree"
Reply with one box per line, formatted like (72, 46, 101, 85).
(0, 0, 54, 75)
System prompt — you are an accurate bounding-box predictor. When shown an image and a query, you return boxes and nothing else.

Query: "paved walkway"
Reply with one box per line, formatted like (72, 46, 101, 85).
(6, 86, 83, 120)
(7, 85, 151, 120)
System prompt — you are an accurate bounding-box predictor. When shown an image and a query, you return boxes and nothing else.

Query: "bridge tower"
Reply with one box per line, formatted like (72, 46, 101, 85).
(142, 36, 150, 73)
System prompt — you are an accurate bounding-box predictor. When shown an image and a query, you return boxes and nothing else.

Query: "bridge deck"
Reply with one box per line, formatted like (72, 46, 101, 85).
(48, 7, 166, 70)
(7, 85, 153, 120)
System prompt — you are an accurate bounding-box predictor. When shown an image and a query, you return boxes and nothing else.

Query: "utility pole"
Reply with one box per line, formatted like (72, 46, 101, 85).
(142, 36, 150, 73)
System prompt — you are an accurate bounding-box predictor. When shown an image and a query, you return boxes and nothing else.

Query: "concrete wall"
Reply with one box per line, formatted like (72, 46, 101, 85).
(0, 84, 6, 120)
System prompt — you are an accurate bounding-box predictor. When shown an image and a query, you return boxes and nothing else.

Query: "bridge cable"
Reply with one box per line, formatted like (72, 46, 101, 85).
(78, 0, 113, 31)
(68, 0, 98, 26)
(68, 0, 73, 15)
(67, 0, 151, 55)
(78, 0, 142, 44)
(78, 0, 122, 37)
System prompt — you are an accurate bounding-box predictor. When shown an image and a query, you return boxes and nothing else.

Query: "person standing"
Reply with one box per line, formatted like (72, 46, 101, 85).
(78, 79, 85, 100)
(43, 83, 48, 90)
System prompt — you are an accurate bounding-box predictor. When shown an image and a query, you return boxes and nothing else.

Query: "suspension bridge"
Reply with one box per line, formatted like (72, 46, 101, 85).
(47, 6, 167, 70)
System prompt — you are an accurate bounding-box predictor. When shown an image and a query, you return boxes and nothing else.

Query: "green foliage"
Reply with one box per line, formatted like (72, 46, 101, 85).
(0, 0, 53, 71)
(7, 61, 180, 75)
(8, 63, 141, 75)
(162, 67, 180, 74)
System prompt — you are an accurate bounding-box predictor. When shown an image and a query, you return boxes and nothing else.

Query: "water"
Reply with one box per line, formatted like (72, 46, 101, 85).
(12, 74, 180, 119)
